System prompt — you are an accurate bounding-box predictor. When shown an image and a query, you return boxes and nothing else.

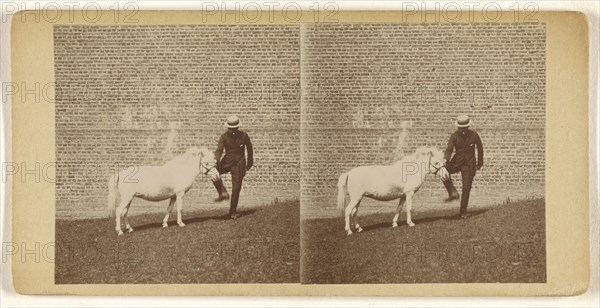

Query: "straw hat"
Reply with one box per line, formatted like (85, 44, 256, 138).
(455, 115, 472, 128)
(224, 115, 241, 128)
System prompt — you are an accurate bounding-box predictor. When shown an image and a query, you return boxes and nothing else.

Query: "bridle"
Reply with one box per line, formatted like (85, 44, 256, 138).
(428, 154, 443, 175)
(199, 156, 217, 175)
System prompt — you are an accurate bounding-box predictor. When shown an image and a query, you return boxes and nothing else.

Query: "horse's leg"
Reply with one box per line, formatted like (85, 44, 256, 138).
(392, 194, 407, 228)
(175, 192, 186, 227)
(162, 196, 176, 228)
(115, 195, 133, 236)
(405, 191, 415, 227)
(351, 200, 363, 233)
(124, 200, 134, 233)
(344, 196, 361, 236)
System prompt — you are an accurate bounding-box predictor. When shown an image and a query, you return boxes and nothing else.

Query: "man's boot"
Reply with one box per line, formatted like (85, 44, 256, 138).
(229, 208, 238, 220)
(212, 178, 230, 202)
(442, 179, 459, 202)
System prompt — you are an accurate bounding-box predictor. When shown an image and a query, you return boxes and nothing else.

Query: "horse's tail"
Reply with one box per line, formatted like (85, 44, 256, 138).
(108, 172, 119, 219)
(337, 172, 349, 216)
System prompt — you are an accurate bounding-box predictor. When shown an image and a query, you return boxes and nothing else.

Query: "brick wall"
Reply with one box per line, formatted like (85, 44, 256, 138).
(300, 23, 545, 217)
(54, 23, 546, 219)
(54, 25, 300, 219)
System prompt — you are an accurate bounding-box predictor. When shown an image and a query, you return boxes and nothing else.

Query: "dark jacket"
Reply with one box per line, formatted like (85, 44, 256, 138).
(214, 129, 253, 173)
(444, 129, 484, 168)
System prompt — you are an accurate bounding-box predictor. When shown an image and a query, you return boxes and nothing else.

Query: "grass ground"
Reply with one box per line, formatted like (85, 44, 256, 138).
(301, 198, 546, 284)
(55, 199, 299, 284)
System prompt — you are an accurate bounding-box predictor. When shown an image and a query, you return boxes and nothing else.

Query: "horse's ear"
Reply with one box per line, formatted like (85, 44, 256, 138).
(415, 147, 427, 157)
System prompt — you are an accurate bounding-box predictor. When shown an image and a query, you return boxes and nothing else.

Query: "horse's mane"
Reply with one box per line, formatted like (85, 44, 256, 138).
(393, 147, 435, 165)
(162, 148, 202, 167)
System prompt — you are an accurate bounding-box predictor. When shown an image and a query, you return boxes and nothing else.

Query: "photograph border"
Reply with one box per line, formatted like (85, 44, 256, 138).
(9, 10, 589, 296)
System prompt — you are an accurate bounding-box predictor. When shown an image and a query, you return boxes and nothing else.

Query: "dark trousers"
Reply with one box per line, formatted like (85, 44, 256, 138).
(447, 164, 476, 214)
(229, 166, 245, 214)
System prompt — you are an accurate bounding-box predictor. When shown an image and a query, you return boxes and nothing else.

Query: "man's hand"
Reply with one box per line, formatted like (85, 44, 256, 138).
(439, 167, 450, 181)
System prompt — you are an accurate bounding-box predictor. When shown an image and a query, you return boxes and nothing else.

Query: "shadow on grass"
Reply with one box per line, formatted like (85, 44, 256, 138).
(361, 209, 488, 232)
(132, 209, 258, 232)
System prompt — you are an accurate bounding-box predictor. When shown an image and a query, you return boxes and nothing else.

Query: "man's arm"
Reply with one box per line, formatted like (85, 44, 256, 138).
(245, 133, 254, 170)
(214, 134, 225, 161)
(475, 132, 484, 169)
(444, 134, 455, 162)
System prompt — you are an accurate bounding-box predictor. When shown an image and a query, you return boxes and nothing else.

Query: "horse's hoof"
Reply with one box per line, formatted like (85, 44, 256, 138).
(178, 222, 186, 227)
(408, 222, 415, 227)
(127, 228, 134, 233)
(162, 223, 168, 228)
(346, 230, 353, 236)
(356, 227, 363, 233)
(392, 223, 398, 228)
(117, 230, 124, 236)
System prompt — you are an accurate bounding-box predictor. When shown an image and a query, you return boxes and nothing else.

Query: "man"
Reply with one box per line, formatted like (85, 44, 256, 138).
(211, 115, 254, 219)
(442, 115, 484, 219)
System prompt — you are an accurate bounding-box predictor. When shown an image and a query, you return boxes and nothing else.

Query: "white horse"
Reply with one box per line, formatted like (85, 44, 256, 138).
(107, 147, 218, 236)
(337, 147, 448, 235)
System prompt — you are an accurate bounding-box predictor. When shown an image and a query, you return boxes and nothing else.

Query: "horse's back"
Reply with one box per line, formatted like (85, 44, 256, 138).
(118, 163, 199, 199)
(346, 165, 406, 200)
(119, 165, 192, 181)
(349, 165, 397, 179)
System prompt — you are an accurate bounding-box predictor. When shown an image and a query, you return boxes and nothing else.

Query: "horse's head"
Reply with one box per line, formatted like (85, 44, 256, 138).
(184, 147, 203, 158)
(182, 147, 218, 174)
(199, 147, 216, 162)
(199, 147, 218, 174)
(415, 147, 446, 175)
(181, 147, 218, 175)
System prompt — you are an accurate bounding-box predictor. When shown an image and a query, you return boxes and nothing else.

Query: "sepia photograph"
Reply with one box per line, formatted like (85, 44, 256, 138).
(300, 23, 546, 284)
(6, 6, 592, 298)
(53, 24, 300, 283)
